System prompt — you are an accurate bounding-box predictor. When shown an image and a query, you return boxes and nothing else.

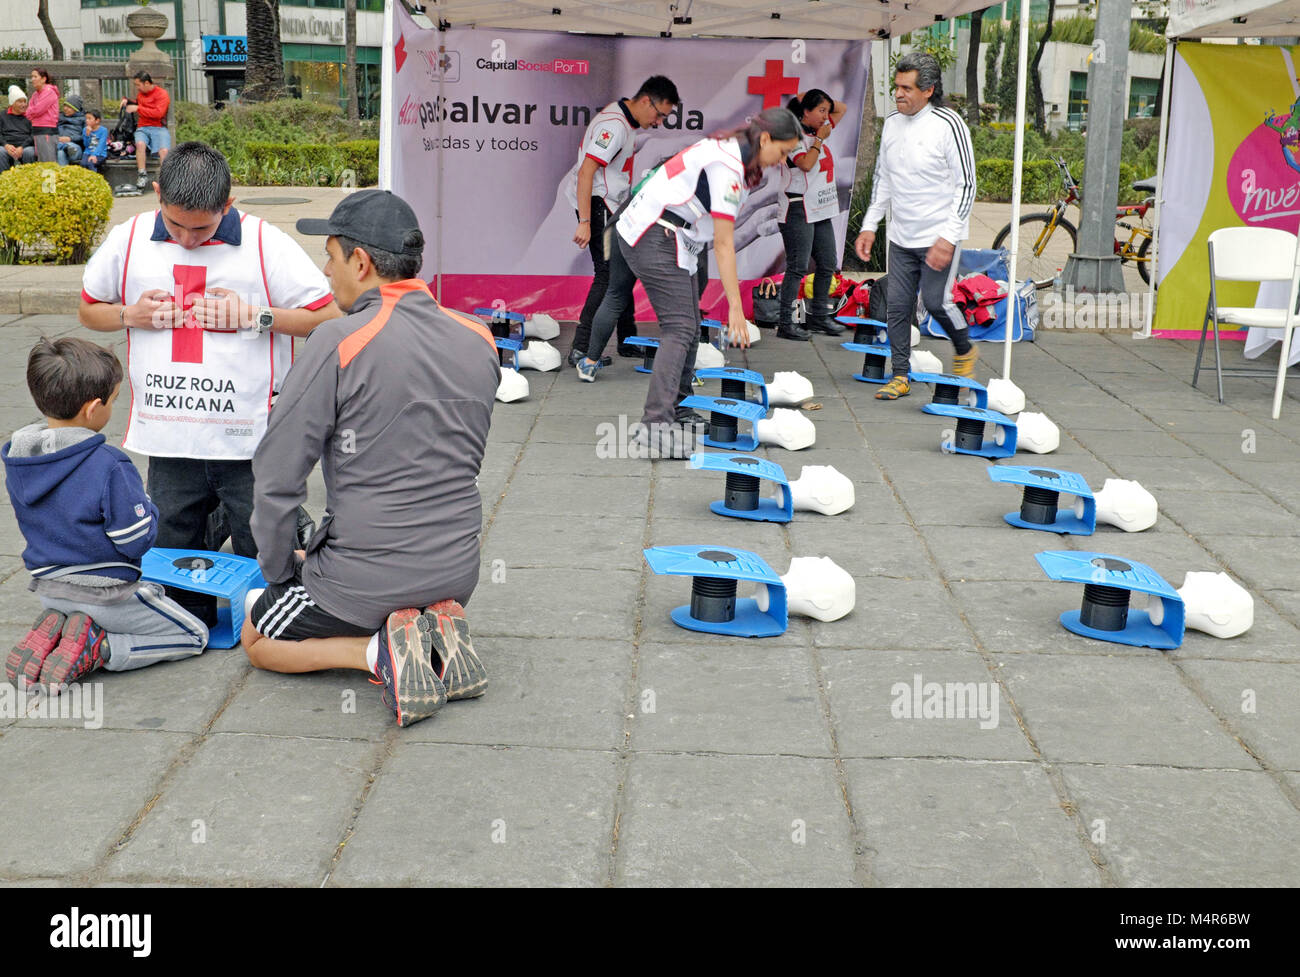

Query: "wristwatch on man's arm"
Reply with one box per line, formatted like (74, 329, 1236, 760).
(252, 306, 275, 334)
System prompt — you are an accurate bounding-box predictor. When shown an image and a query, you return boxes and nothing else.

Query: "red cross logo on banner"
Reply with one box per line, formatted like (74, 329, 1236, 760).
(747, 60, 799, 109)
(171, 264, 206, 364)
(394, 34, 407, 73)
(818, 146, 833, 183)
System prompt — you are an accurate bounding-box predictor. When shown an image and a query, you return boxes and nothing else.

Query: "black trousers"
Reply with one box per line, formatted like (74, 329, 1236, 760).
(778, 200, 838, 327)
(573, 199, 636, 354)
(885, 241, 972, 377)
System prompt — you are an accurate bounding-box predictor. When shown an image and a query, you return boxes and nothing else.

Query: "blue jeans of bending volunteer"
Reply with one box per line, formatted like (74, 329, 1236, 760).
(147, 456, 257, 627)
(618, 226, 700, 427)
(39, 582, 209, 671)
(778, 200, 838, 327)
(573, 200, 635, 355)
(885, 241, 972, 377)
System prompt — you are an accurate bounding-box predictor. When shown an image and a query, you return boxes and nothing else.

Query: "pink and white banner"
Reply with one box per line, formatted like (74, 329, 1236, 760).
(384, 2, 870, 319)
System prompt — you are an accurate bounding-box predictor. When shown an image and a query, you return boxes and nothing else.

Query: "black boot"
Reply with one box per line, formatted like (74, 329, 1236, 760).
(776, 322, 812, 341)
(805, 298, 845, 336)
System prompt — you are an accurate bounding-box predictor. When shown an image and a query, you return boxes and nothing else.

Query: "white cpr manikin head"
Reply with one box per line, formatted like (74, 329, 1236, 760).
(1085, 478, 1158, 532)
(695, 342, 726, 369)
(526, 313, 561, 341)
(746, 320, 761, 345)
(754, 556, 856, 622)
(1015, 411, 1060, 454)
(1165, 571, 1254, 639)
(986, 377, 1026, 415)
(910, 348, 943, 374)
(495, 367, 529, 403)
(787, 465, 855, 515)
(516, 340, 561, 372)
(755, 408, 816, 450)
(767, 371, 814, 407)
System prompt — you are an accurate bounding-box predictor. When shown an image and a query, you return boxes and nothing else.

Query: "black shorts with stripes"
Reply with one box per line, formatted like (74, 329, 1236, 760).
(250, 568, 373, 640)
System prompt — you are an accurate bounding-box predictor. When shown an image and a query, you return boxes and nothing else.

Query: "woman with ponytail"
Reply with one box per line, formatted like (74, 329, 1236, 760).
(775, 89, 848, 341)
(580, 106, 801, 458)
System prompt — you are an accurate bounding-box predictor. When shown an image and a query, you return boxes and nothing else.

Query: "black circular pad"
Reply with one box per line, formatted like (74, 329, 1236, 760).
(698, 550, 737, 563)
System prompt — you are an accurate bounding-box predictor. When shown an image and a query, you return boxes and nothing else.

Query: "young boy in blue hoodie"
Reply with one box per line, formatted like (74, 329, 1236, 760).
(2, 338, 208, 691)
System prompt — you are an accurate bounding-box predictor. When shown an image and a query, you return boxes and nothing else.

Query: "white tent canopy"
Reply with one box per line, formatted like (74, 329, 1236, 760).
(1169, 0, 1300, 38)
(419, 0, 993, 39)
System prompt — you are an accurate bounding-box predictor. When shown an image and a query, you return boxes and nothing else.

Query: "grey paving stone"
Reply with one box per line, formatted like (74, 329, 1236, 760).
(106, 733, 372, 885)
(916, 524, 1066, 582)
(617, 753, 855, 886)
(631, 643, 831, 756)
(517, 440, 649, 477)
(997, 652, 1251, 767)
(1055, 413, 1167, 433)
(12, 647, 248, 735)
(0, 728, 191, 878)
(843, 758, 1099, 886)
(1099, 456, 1253, 493)
(484, 511, 647, 572)
(824, 649, 1032, 760)
(810, 578, 972, 651)
(1058, 764, 1300, 886)
(1070, 428, 1201, 459)
(1154, 489, 1298, 538)
(774, 446, 886, 483)
(1177, 660, 1300, 770)
(470, 567, 640, 640)
(785, 521, 935, 581)
(330, 743, 618, 886)
(1069, 524, 1225, 575)
(494, 472, 650, 518)
(403, 637, 631, 751)
(1171, 593, 1300, 663)
(210, 665, 393, 740)
(486, 410, 540, 444)
(1198, 534, 1300, 591)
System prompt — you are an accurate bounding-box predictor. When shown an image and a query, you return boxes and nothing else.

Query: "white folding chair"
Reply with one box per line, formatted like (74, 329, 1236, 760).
(1193, 226, 1300, 419)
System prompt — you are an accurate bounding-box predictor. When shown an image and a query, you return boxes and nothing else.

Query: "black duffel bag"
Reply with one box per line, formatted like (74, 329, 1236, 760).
(751, 277, 780, 327)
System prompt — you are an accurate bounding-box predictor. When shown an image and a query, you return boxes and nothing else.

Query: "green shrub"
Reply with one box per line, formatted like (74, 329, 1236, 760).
(243, 140, 378, 187)
(975, 158, 1060, 203)
(0, 164, 113, 264)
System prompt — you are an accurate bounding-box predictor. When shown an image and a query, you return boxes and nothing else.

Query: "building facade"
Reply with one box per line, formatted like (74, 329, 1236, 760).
(1, 1, 384, 116)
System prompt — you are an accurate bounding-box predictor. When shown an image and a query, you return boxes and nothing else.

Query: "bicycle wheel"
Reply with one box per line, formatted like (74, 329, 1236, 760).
(992, 213, 1078, 289)
(1136, 234, 1151, 286)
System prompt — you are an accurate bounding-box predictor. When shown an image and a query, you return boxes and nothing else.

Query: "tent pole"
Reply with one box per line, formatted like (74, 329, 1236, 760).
(379, 0, 395, 191)
(1143, 39, 1176, 339)
(1002, 0, 1031, 380)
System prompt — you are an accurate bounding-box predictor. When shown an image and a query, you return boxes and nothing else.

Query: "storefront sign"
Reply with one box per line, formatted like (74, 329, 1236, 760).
(202, 35, 248, 66)
(280, 13, 344, 43)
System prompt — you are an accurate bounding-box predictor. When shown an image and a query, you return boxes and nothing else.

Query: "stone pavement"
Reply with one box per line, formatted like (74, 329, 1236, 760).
(1, 298, 1298, 887)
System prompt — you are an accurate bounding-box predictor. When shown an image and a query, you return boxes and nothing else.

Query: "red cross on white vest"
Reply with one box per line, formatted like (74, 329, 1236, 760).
(747, 60, 799, 109)
(818, 146, 833, 183)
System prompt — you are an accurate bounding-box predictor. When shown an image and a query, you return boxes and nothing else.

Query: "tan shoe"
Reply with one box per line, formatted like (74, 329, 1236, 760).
(874, 375, 911, 400)
(951, 347, 979, 379)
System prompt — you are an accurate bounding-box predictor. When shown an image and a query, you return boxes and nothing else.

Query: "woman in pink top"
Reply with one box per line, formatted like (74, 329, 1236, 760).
(26, 69, 60, 163)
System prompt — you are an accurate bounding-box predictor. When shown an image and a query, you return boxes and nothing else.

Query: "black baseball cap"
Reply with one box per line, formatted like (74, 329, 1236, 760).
(297, 189, 424, 255)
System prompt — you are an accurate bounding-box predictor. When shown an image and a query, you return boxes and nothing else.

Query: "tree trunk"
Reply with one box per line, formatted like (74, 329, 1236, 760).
(1031, 0, 1056, 133)
(36, 0, 64, 62)
(966, 9, 985, 128)
(245, 0, 285, 102)
(345, 0, 358, 120)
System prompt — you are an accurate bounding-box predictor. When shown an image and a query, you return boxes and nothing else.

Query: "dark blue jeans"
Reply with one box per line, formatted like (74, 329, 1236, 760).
(778, 200, 838, 327)
(147, 456, 257, 626)
(573, 199, 636, 354)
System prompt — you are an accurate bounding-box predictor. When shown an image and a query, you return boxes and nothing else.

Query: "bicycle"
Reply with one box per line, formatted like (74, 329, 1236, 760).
(991, 156, 1155, 289)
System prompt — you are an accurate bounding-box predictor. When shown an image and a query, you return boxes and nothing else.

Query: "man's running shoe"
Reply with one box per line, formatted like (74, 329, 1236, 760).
(951, 347, 979, 379)
(567, 349, 611, 367)
(874, 376, 911, 400)
(674, 407, 708, 432)
(6, 609, 65, 688)
(39, 613, 106, 690)
(373, 608, 446, 727)
(424, 600, 488, 700)
(575, 357, 602, 383)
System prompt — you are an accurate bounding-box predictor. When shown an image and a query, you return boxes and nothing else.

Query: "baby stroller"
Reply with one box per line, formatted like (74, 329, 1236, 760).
(107, 103, 142, 196)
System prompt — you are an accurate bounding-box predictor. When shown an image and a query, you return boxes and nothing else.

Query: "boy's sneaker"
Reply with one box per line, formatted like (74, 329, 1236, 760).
(423, 600, 488, 700)
(951, 347, 979, 379)
(373, 608, 446, 727)
(38, 613, 106, 690)
(136, 171, 149, 188)
(874, 376, 911, 400)
(6, 610, 66, 689)
(575, 357, 602, 383)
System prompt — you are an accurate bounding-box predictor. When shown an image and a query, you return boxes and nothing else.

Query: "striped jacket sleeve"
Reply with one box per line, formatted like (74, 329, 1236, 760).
(938, 108, 976, 245)
(102, 458, 159, 559)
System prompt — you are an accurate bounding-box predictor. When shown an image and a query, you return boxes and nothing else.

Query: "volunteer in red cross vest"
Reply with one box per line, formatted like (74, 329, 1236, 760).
(854, 52, 977, 401)
(78, 141, 341, 626)
(562, 74, 680, 366)
(612, 107, 802, 458)
(776, 89, 849, 341)
(240, 190, 501, 729)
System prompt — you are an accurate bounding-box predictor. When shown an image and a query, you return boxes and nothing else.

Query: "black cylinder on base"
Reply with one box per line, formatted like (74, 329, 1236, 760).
(954, 416, 985, 451)
(1019, 485, 1060, 525)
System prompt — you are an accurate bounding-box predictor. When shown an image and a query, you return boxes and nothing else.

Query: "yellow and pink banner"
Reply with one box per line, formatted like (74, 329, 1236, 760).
(1157, 43, 1300, 338)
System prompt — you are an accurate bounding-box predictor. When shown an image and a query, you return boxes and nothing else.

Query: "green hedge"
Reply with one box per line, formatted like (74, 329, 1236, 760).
(975, 158, 1060, 203)
(243, 141, 378, 187)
